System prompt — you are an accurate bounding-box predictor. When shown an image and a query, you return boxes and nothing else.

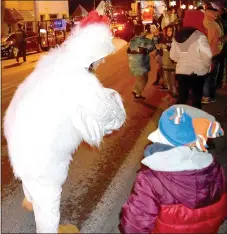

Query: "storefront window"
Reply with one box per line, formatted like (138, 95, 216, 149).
(8, 25, 12, 34)
(49, 14, 58, 20)
(25, 21, 33, 32)
(40, 15, 45, 21)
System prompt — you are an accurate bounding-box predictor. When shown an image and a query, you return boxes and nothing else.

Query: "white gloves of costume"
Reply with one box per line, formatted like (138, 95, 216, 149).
(77, 88, 126, 146)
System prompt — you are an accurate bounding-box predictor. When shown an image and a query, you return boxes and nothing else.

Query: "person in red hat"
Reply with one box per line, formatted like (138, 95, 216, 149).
(4, 11, 126, 233)
(170, 10, 212, 109)
(183, 9, 207, 35)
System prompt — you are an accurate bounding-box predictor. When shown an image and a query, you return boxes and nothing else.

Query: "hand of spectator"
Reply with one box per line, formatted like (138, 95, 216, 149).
(155, 43, 167, 50)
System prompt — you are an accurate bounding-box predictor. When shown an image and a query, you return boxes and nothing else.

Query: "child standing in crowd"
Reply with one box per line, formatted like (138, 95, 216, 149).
(151, 26, 164, 86)
(128, 25, 158, 100)
(120, 105, 226, 234)
(156, 25, 177, 106)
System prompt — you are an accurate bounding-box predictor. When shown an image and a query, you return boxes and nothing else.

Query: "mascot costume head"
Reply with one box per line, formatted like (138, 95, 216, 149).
(4, 11, 126, 233)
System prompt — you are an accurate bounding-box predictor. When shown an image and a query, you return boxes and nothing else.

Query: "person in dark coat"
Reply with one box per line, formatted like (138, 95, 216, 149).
(15, 23, 27, 62)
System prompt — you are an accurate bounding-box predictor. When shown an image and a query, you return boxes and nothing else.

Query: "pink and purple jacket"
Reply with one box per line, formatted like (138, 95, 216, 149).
(120, 143, 227, 233)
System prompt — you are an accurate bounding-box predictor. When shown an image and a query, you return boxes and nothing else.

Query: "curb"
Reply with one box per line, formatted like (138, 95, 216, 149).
(81, 101, 168, 233)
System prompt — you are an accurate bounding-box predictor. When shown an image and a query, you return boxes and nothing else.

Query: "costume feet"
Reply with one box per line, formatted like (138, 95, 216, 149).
(58, 224, 80, 233)
(132, 91, 146, 100)
(134, 95, 146, 100)
(22, 197, 33, 212)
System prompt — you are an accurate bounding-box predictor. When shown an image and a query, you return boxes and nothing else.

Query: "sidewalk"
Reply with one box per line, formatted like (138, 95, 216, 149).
(82, 87, 227, 233)
(203, 87, 227, 176)
(200, 87, 227, 234)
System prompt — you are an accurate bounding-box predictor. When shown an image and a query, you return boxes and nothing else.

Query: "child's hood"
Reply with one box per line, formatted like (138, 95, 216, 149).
(142, 145, 213, 172)
(174, 29, 203, 52)
(141, 146, 224, 209)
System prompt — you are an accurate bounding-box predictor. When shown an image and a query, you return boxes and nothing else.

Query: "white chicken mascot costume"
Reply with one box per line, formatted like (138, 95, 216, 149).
(4, 11, 126, 233)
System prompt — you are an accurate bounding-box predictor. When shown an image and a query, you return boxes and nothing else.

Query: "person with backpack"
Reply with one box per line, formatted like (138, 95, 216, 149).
(15, 23, 27, 62)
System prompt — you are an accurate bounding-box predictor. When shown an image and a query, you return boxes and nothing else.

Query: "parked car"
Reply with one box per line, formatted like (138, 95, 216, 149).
(1, 31, 41, 59)
(39, 29, 65, 51)
(111, 13, 135, 42)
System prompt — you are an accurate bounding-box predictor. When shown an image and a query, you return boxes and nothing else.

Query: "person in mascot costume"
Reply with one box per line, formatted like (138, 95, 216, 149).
(4, 11, 126, 233)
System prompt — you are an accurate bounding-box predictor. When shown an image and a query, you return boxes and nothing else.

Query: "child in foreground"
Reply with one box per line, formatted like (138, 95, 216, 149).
(120, 104, 226, 233)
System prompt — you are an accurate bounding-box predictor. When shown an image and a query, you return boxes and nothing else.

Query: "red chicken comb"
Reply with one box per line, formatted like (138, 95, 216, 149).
(80, 10, 110, 28)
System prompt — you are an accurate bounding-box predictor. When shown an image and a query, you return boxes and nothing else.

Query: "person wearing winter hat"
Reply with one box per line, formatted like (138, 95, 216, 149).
(120, 104, 226, 234)
(183, 9, 207, 35)
(4, 11, 126, 233)
(170, 10, 212, 109)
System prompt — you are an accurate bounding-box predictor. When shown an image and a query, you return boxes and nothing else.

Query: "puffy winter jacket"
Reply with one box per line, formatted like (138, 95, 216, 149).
(153, 193, 227, 233)
(170, 28, 212, 75)
(120, 145, 227, 234)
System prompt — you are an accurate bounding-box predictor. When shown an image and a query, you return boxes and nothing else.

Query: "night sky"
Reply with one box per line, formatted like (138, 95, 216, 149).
(68, 0, 133, 14)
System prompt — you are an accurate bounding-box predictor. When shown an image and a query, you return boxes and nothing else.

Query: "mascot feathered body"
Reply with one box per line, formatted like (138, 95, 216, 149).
(4, 11, 126, 233)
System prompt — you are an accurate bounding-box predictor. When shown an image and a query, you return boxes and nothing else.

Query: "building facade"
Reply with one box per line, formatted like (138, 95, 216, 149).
(2, 0, 36, 37)
(2, 0, 69, 37)
(35, 1, 69, 21)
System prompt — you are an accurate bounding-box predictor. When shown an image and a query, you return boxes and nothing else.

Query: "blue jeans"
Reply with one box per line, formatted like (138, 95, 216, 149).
(203, 60, 220, 99)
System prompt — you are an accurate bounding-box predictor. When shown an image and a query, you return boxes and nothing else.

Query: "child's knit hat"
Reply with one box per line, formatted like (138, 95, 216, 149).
(148, 105, 224, 151)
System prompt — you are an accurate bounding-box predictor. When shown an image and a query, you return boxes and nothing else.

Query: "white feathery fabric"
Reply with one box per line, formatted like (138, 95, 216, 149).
(4, 22, 126, 186)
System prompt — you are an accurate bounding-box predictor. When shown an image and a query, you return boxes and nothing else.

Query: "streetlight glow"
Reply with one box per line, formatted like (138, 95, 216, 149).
(170, 1, 176, 6)
(189, 5, 194, 9)
(181, 4, 186, 9)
